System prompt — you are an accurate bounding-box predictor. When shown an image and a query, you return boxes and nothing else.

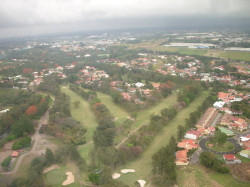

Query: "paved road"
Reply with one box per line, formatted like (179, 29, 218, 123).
(0, 97, 54, 175)
(199, 137, 242, 155)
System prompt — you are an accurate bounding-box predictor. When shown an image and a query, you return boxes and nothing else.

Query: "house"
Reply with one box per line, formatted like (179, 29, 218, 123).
(177, 139, 198, 150)
(220, 113, 232, 126)
(121, 92, 131, 101)
(152, 83, 160, 90)
(213, 101, 225, 108)
(135, 82, 145, 88)
(11, 151, 19, 157)
(223, 154, 241, 164)
(175, 150, 189, 165)
(184, 130, 202, 140)
(218, 92, 230, 100)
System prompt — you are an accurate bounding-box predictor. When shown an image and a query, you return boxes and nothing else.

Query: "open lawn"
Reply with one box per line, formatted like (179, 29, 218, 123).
(61, 86, 98, 143)
(120, 91, 209, 184)
(177, 165, 221, 187)
(210, 172, 250, 187)
(44, 165, 80, 187)
(96, 92, 129, 124)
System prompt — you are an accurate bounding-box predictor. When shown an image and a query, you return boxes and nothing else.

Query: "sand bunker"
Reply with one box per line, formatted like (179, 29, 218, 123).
(62, 87, 66, 88)
(112, 173, 121, 179)
(138, 180, 146, 187)
(43, 165, 60, 174)
(62, 171, 75, 186)
(121, 169, 135, 173)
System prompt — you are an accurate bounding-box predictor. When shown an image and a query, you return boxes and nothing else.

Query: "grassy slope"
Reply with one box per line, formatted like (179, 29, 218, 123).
(209, 172, 250, 187)
(120, 91, 209, 182)
(61, 86, 97, 162)
(96, 92, 129, 124)
(177, 165, 219, 187)
(61, 86, 97, 142)
(134, 92, 177, 129)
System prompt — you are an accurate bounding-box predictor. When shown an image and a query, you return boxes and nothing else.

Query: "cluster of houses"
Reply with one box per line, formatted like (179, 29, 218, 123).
(76, 66, 109, 84)
(175, 89, 249, 165)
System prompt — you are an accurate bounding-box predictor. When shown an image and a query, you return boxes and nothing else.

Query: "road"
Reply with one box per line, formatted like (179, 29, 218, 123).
(0, 97, 54, 175)
(199, 137, 242, 155)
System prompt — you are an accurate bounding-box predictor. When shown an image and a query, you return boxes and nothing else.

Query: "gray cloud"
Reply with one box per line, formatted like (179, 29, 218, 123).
(0, 0, 250, 38)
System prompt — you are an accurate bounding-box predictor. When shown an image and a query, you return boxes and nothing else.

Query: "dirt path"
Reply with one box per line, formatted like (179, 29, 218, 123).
(0, 97, 54, 175)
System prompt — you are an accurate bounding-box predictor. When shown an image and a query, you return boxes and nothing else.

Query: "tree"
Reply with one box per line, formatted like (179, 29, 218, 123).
(45, 148, 54, 165)
(73, 100, 80, 109)
(26, 105, 38, 116)
(214, 131, 227, 145)
(1, 156, 11, 171)
(11, 116, 34, 137)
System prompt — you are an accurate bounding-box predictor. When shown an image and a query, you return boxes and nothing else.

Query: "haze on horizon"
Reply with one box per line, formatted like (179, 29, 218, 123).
(0, 0, 250, 39)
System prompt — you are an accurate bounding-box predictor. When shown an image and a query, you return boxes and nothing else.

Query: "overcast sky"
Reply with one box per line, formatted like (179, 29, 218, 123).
(0, 0, 250, 38)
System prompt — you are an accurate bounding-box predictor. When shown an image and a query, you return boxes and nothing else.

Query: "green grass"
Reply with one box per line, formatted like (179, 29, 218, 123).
(44, 166, 81, 187)
(210, 172, 250, 187)
(205, 140, 234, 152)
(96, 92, 129, 124)
(219, 51, 250, 62)
(44, 167, 67, 186)
(236, 154, 250, 163)
(61, 86, 98, 143)
(78, 142, 94, 163)
(117, 172, 139, 186)
(120, 91, 209, 183)
(179, 48, 208, 56)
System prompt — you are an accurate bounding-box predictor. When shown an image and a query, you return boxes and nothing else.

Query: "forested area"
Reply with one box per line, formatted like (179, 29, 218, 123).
(0, 89, 50, 147)
(39, 76, 87, 146)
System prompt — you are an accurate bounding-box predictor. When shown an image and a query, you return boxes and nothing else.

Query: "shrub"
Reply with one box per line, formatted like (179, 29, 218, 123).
(1, 156, 11, 171)
(12, 136, 31, 150)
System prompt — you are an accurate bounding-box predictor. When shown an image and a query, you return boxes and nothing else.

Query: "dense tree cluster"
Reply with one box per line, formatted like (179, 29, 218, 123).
(151, 136, 177, 186)
(12, 136, 31, 150)
(200, 151, 230, 174)
(231, 99, 250, 118)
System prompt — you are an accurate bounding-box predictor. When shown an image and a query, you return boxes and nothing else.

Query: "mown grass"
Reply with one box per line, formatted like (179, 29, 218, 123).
(96, 92, 129, 124)
(177, 165, 217, 187)
(120, 91, 209, 183)
(210, 172, 250, 187)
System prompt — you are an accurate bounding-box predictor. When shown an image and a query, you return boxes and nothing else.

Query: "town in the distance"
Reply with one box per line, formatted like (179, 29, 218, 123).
(0, 30, 250, 187)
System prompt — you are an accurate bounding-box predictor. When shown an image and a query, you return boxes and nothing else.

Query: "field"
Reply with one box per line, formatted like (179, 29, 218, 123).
(119, 91, 209, 185)
(177, 165, 221, 187)
(219, 51, 250, 62)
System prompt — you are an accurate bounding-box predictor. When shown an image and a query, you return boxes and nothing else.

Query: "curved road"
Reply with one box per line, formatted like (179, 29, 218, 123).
(0, 97, 54, 175)
(199, 137, 242, 155)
